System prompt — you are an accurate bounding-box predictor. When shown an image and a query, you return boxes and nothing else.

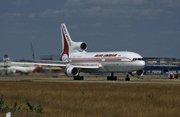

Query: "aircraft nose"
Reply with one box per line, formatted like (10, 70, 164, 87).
(139, 60, 146, 68)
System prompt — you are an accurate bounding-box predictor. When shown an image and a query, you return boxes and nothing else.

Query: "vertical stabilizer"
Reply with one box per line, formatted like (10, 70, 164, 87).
(60, 23, 87, 61)
(60, 23, 72, 61)
(61, 23, 72, 56)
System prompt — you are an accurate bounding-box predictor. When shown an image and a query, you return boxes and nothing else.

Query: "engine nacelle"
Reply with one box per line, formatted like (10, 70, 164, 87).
(136, 69, 144, 76)
(71, 42, 87, 52)
(64, 66, 78, 76)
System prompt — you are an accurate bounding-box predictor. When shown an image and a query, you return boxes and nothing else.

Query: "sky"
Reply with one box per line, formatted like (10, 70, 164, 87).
(0, 0, 180, 60)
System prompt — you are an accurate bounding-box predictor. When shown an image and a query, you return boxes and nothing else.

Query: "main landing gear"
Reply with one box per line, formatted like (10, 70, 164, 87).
(106, 73, 130, 81)
(107, 73, 117, 81)
(73, 74, 84, 80)
(73, 73, 130, 81)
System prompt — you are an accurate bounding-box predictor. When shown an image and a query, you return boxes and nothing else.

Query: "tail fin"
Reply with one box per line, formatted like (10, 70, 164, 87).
(61, 23, 72, 56)
(33, 65, 43, 72)
(60, 23, 87, 61)
(60, 23, 72, 61)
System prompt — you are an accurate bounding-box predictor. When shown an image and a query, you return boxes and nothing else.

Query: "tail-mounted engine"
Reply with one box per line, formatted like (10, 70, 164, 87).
(71, 42, 87, 52)
(64, 65, 78, 76)
(60, 42, 87, 61)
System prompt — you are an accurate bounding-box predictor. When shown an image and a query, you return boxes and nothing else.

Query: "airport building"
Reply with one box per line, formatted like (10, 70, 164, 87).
(143, 57, 180, 78)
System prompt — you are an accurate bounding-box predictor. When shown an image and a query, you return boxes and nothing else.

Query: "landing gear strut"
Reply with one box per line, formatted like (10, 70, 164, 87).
(107, 73, 117, 81)
(74, 75, 84, 80)
(125, 74, 130, 81)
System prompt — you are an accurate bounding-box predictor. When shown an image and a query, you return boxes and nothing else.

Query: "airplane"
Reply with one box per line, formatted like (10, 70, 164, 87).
(59, 23, 145, 81)
(11, 23, 145, 81)
(6, 65, 43, 75)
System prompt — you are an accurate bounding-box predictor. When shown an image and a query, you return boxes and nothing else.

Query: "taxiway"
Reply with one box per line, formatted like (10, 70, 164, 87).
(0, 75, 179, 85)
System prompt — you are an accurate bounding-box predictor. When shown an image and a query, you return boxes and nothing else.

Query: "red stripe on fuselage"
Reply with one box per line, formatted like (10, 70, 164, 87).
(69, 57, 132, 63)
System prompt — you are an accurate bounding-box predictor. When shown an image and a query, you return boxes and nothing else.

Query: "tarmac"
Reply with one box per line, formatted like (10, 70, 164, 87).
(0, 74, 180, 85)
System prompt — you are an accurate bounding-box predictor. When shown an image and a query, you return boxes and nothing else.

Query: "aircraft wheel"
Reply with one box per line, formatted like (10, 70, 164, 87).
(114, 76, 117, 81)
(125, 77, 130, 81)
(80, 76, 84, 80)
(107, 76, 110, 81)
(74, 76, 77, 80)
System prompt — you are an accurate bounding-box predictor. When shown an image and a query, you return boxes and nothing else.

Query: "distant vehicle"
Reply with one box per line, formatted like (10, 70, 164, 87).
(6, 65, 43, 75)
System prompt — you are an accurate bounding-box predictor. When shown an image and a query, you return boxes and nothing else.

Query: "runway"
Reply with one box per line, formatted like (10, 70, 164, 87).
(0, 75, 180, 85)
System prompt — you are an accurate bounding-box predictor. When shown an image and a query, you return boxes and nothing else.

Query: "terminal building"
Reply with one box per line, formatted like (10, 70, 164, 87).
(143, 57, 180, 78)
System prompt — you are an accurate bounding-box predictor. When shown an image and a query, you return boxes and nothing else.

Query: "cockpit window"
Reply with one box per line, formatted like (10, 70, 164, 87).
(132, 58, 144, 61)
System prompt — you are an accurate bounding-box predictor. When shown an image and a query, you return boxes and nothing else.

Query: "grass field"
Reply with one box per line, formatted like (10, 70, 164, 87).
(0, 77, 180, 117)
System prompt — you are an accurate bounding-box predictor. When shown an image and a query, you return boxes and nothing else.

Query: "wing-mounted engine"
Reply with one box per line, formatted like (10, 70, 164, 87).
(71, 42, 87, 52)
(64, 65, 79, 76)
(128, 69, 144, 77)
(136, 69, 144, 76)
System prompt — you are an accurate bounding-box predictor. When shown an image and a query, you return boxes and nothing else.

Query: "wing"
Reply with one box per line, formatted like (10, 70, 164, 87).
(11, 61, 67, 67)
(11, 61, 101, 69)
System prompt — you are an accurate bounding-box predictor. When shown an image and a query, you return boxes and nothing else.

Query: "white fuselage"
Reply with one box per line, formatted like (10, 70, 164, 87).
(69, 51, 145, 73)
(7, 66, 38, 74)
(0, 62, 42, 74)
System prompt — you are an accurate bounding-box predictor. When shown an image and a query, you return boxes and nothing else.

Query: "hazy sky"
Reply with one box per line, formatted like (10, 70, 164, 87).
(0, 0, 180, 60)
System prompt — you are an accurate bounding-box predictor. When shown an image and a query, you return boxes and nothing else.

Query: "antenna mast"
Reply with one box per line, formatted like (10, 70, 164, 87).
(30, 43, 35, 60)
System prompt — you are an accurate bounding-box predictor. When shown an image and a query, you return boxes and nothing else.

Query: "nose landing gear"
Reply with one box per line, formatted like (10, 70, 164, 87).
(125, 74, 130, 81)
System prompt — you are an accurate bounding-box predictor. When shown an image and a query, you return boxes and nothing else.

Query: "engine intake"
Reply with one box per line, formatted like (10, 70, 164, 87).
(80, 42, 87, 50)
(136, 69, 144, 76)
(64, 66, 78, 76)
(71, 42, 87, 52)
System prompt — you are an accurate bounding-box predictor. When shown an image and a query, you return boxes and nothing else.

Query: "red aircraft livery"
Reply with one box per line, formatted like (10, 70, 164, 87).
(94, 54, 117, 57)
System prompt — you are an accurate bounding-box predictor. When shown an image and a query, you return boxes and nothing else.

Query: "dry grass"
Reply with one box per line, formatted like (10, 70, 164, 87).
(0, 80, 180, 117)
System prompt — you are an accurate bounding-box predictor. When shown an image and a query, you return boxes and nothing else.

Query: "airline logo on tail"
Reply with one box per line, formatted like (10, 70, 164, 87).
(62, 25, 71, 46)
(32, 65, 43, 72)
(61, 24, 73, 61)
